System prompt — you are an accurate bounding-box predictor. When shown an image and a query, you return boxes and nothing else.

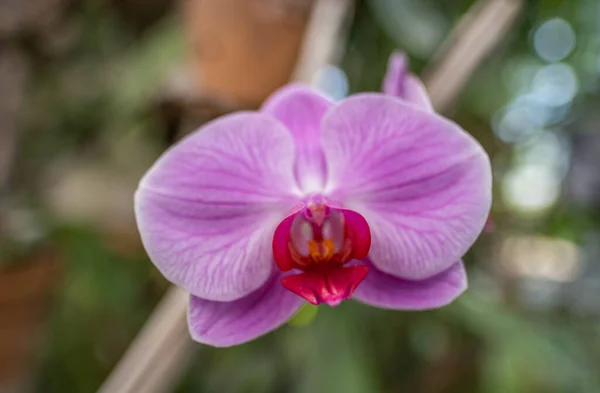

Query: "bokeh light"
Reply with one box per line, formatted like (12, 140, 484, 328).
(312, 65, 349, 100)
(502, 163, 561, 213)
(532, 18, 576, 63)
(530, 63, 579, 107)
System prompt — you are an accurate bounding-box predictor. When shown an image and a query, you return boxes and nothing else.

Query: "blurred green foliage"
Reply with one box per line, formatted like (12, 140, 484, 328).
(37, 227, 167, 391)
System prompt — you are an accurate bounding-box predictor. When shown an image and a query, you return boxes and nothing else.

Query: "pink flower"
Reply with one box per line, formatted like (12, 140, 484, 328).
(134, 52, 492, 347)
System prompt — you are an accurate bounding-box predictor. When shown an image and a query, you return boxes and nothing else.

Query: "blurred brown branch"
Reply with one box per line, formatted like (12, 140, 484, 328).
(423, 0, 523, 113)
(97, 286, 191, 393)
(292, 0, 354, 83)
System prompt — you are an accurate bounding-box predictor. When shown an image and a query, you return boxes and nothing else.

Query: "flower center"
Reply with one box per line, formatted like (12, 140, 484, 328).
(272, 200, 371, 306)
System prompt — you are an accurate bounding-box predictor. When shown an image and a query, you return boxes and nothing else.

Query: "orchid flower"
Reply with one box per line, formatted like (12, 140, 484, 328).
(134, 52, 492, 347)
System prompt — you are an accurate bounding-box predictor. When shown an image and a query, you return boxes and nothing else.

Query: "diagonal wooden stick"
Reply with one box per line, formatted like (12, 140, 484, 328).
(291, 0, 354, 83)
(98, 0, 522, 392)
(424, 0, 523, 112)
(98, 287, 191, 393)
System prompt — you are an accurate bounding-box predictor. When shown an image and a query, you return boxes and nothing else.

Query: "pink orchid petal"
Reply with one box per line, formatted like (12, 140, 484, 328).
(352, 260, 467, 310)
(188, 272, 304, 347)
(261, 84, 334, 192)
(321, 94, 491, 280)
(135, 112, 299, 301)
(382, 52, 433, 112)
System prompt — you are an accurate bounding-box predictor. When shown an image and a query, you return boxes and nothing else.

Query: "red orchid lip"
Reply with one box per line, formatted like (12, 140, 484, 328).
(272, 201, 371, 306)
(281, 265, 369, 307)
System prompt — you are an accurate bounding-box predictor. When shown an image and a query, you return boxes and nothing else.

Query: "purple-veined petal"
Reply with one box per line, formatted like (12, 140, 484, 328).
(188, 272, 304, 347)
(261, 84, 334, 193)
(321, 94, 491, 280)
(135, 112, 299, 301)
(352, 260, 467, 310)
(382, 51, 433, 112)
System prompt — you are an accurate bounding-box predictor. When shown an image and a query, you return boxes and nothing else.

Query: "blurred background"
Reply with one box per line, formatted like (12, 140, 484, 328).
(2, 0, 600, 392)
